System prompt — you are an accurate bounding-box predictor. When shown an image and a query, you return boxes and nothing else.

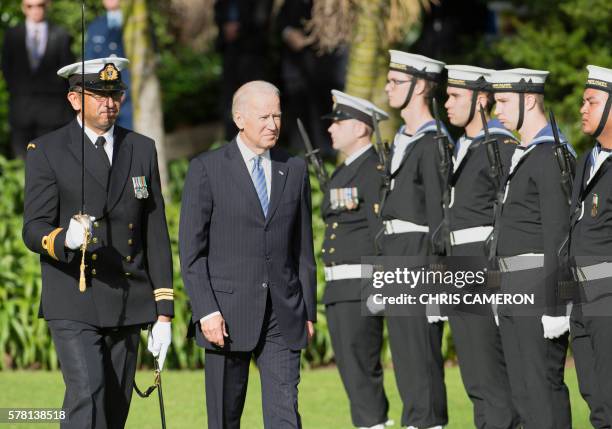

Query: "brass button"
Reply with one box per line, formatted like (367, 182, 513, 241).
(321, 248, 326, 254)
(92, 253, 98, 261)
(330, 234, 336, 240)
(329, 248, 335, 254)
(128, 223, 134, 230)
(92, 237, 98, 244)
(332, 222, 338, 229)
(125, 272, 131, 276)
(91, 269, 97, 276)
(128, 239, 133, 245)
(126, 255, 132, 262)
(93, 221, 99, 228)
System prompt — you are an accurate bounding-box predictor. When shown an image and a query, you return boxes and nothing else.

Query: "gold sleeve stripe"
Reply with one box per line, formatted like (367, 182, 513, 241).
(154, 288, 174, 296)
(43, 228, 63, 261)
(154, 295, 174, 301)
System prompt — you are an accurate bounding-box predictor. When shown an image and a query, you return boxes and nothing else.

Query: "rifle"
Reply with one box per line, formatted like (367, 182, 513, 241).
(298, 118, 329, 190)
(481, 105, 505, 263)
(431, 98, 453, 256)
(549, 110, 575, 205)
(371, 111, 391, 218)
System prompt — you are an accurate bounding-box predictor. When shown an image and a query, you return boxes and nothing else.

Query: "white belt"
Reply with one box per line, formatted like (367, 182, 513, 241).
(499, 253, 544, 272)
(384, 219, 429, 235)
(450, 226, 493, 246)
(575, 262, 612, 282)
(324, 264, 373, 281)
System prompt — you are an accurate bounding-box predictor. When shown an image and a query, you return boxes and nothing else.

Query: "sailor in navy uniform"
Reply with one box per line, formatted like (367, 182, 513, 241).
(568, 65, 612, 428)
(489, 68, 573, 429)
(321, 90, 391, 429)
(22, 57, 173, 428)
(443, 65, 519, 429)
(381, 50, 449, 429)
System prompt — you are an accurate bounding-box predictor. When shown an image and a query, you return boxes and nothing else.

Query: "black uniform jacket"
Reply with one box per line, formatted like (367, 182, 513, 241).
(321, 146, 383, 304)
(449, 119, 518, 234)
(22, 119, 174, 327)
(380, 121, 449, 256)
(496, 124, 572, 315)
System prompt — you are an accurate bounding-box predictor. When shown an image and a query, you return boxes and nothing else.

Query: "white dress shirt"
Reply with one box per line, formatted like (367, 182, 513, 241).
(345, 144, 372, 166)
(200, 135, 272, 324)
(25, 20, 48, 66)
(77, 116, 115, 165)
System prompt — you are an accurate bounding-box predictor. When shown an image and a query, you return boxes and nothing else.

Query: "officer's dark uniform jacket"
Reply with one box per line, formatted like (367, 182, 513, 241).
(379, 121, 451, 256)
(495, 124, 572, 315)
(449, 119, 517, 237)
(321, 146, 383, 304)
(568, 144, 612, 304)
(22, 119, 174, 327)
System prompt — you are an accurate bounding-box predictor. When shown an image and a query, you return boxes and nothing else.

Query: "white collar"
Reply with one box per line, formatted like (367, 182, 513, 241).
(345, 144, 372, 166)
(236, 134, 271, 164)
(25, 20, 47, 31)
(77, 116, 115, 147)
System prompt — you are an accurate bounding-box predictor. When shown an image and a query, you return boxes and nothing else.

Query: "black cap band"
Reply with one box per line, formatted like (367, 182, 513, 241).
(322, 104, 374, 127)
(490, 78, 545, 94)
(389, 63, 442, 82)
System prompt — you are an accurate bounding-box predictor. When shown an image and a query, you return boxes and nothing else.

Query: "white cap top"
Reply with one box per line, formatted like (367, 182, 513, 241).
(323, 89, 389, 126)
(586, 65, 612, 92)
(388, 50, 445, 79)
(489, 68, 549, 93)
(57, 57, 129, 78)
(445, 65, 493, 89)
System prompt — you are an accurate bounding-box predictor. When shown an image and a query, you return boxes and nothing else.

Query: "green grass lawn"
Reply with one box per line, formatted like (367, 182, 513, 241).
(0, 365, 592, 428)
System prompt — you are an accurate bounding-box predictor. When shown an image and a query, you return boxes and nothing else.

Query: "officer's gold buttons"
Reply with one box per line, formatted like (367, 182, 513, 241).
(126, 256, 132, 262)
(92, 253, 98, 261)
(93, 222, 99, 228)
(128, 239, 133, 245)
(128, 223, 134, 230)
(91, 269, 97, 276)
(92, 237, 98, 244)
(125, 272, 131, 276)
(332, 222, 338, 229)
(321, 248, 326, 254)
(329, 248, 335, 254)
(330, 234, 336, 240)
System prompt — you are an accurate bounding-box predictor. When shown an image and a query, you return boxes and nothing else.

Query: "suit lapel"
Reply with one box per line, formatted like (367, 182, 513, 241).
(106, 127, 133, 213)
(265, 149, 289, 224)
(226, 140, 266, 221)
(68, 120, 110, 190)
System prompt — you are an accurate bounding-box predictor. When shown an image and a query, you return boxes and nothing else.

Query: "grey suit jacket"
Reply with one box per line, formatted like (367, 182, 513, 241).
(179, 139, 317, 351)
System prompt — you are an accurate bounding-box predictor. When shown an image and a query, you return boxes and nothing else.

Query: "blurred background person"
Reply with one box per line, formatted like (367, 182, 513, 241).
(1, 0, 74, 159)
(85, 0, 133, 129)
(276, 0, 348, 158)
(214, 0, 274, 141)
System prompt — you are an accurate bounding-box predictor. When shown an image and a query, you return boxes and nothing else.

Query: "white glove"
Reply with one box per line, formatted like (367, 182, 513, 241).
(65, 216, 95, 249)
(147, 321, 172, 371)
(541, 315, 570, 339)
(427, 315, 448, 324)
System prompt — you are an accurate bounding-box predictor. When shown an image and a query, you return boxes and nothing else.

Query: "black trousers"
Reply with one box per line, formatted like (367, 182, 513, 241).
(449, 314, 519, 429)
(572, 310, 612, 428)
(326, 301, 389, 427)
(9, 95, 72, 159)
(498, 315, 570, 429)
(204, 302, 302, 429)
(387, 316, 447, 428)
(47, 319, 141, 429)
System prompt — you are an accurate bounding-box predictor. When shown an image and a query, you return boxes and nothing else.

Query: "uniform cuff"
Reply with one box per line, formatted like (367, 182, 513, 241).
(154, 288, 174, 317)
(200, 311, 221, 323)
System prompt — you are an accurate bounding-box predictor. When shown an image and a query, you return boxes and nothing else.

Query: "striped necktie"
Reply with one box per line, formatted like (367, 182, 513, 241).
(251, 155, 269, 216)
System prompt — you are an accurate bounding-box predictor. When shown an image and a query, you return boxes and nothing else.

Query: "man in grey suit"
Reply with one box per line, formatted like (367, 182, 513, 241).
(179, 80, 317, 428)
